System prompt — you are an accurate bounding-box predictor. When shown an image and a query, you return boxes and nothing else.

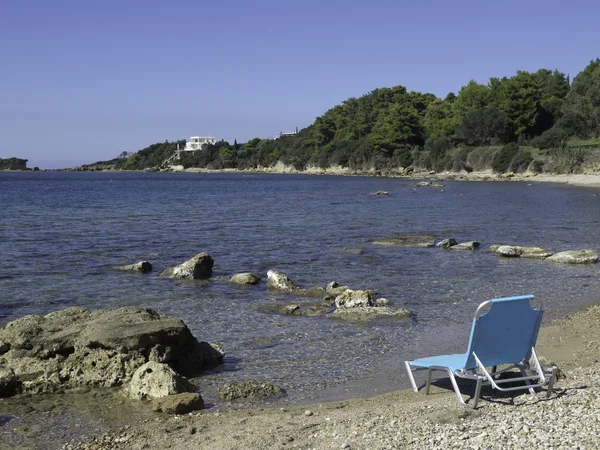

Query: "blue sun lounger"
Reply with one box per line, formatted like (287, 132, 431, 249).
(405, 295, 558, 408)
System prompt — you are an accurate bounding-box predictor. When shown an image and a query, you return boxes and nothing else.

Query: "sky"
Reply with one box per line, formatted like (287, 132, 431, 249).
(1, 0, 599, 169)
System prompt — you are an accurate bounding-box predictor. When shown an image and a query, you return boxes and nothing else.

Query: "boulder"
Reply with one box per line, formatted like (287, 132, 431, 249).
(334, 289, 376, 308)
(159, 252, 214, 279)
(547, 250, 598, 264)
(519, 247, 554, 259)
(112, 261, 153, 273)
(229, 273, 261, 285)
(126, 362, 194, 400)
(0, 307, 223, 396)
(325, 281, 350, 298)
(450, 241, 480, 250)
(266, 270, 299, 291)
(217, 381, 284, 401)
(152, 392, 205, 414)
(437, 238, 458, 249)
(374, 191, 389, 195)
(373, 234, 435, 247)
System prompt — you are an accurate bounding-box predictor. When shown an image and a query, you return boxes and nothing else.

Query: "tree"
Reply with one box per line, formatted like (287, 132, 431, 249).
(559, 58, 600, 138)
(453, 80, 490, 123)
(424, 98, 456, 140)
(455, 106, 509, 146)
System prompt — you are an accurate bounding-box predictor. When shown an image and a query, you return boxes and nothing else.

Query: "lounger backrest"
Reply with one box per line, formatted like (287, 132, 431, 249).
(464, 295, 543, 370)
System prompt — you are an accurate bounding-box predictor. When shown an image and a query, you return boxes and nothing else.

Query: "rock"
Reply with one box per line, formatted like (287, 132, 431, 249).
(416, 181, 445, 187)
(491, 245, 553, 259)
(547, 250, 598, 264)
(217, 381, 284, 401)
(450, 241, 480, 250)
(374, 191, 388, 195)
(375, 298, 389, 306)
(326, 281, 350, 297)
(159, 252, 214, 279)
(266, 270, 299, 291)
(127, 362, 194, 400)
(229, 273, 261, 285)
(152, 392, 205, 414)
(112, 261, 153, 273)
(334, 290, 376, 308)
(0, 307, 223, 397)
(493, 245, 523, 257)
(330, 306, 411, 321)
(0, 366, 18, 397)
(437, 238, 458, 249)
(373, 235, 435, 247)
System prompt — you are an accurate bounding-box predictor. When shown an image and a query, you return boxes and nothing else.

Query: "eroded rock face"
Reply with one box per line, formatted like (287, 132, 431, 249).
(229, 273, 261, 285)
(112, 261, 153, 273)
(547, 250, 598, 264)
(159, 252, 214, 279)
(266, 270, 299, 291)
(0, 307, 223, 396)
(126, 362, 194, 400)
(217, 381, 284, 401)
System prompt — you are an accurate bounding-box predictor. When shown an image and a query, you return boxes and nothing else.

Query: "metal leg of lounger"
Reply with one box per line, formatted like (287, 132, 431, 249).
(518, 365, 537, 395)
(425, 368, 433, 395)
(404, 361, 419, 392)
(447, 369, 471, 408)
(546, 366, 557, 398)
(471, 377, 483, 409)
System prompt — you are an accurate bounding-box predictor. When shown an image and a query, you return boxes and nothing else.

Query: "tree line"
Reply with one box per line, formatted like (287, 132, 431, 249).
(86, 58, 600, 174)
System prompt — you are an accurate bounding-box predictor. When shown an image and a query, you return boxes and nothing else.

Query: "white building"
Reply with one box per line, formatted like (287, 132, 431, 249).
(184, 136, 216, 151)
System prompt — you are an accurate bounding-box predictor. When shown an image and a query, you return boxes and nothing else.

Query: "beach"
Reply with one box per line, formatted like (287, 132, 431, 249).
(61, 304, 600, 450)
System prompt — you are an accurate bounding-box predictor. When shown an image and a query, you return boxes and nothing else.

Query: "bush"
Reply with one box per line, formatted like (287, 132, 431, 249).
(530, 127, 569, 150)
(509, 150, 533, 173)
(492, 143, 520, 173)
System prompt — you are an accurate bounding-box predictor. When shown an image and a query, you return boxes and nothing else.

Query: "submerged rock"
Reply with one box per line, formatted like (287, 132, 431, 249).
(490, 245, 555, 259)
(0, 307, 224, 397)
(547, 250, 598, 264)
(112, 261, 153, 273)
(373, 234, 435, 247)
(217, 380, 284, 401)
(152, 392, 205, 414)
(450, 241, 480, 250)
(229, 273, 261, 285)
(329, 306, 411, 321)
(159, 252, 214, 279)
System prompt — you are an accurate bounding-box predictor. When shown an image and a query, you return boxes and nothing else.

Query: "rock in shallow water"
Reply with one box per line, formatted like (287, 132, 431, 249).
(126, 362, 194, 400)
(159, 252, 214, 279)
(229, 272, 261, 285)
(547, 250, 598, 264)
(0, 307, 223, 396)
(152, 392, 205, 414)
(112, 261, 153, 273)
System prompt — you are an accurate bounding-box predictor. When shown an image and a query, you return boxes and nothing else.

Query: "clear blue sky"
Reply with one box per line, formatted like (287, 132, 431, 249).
(1, 0, 598, 168)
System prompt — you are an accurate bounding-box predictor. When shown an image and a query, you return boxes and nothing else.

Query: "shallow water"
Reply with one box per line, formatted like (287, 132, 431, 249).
(1, 172, 600, 407)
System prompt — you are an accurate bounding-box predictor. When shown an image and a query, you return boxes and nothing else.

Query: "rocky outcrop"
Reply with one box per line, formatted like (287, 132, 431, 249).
(112, 261, 153, 273)
(0, 307, 223, 396)
(229, 273, 261, 285)
(126, 362, 194, 400)
(547, 250, 598, 264)
(217, 381, 284, 401)
(266, 270, 299, 291)
(152, 392, 205, 414)
(159, 252, 214, 279)
(416, 181, 444, 187)
(373, 234, 435, 247)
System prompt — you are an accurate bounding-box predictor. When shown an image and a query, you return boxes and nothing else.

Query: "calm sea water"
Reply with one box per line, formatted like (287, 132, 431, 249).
(1, 171, 600, 405)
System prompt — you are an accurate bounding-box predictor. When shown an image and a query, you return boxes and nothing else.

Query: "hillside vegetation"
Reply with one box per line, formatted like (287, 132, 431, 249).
(83, 58, 600, 175)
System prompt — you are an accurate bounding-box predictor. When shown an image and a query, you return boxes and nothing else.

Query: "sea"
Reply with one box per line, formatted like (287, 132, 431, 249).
(1, 171, 600, 407)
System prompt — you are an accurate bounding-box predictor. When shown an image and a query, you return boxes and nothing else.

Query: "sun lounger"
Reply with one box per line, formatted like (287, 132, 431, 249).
(405, 295, 557, 408)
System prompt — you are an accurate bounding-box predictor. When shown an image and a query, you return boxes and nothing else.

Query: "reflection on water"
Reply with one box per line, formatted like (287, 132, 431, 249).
(1, 171, 600, 405)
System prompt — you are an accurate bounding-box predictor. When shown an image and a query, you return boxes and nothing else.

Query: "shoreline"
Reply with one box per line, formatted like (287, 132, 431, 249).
(55, 302, 600, 450)
(9, 166, 600, 189)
